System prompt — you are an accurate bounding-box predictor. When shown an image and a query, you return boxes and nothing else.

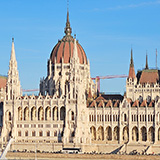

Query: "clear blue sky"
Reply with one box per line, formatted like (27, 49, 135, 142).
(0, 0, 160, 95)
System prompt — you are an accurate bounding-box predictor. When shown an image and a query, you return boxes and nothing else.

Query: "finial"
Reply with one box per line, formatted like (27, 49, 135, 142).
(64, 8, 72, 36)
(12, 37, 14, 42)
(74, 34, 76, 39)
(130, 48, 134, 67)
(145, 51, 149, 70)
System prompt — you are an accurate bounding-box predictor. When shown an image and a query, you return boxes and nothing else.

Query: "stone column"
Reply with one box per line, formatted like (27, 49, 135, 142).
(119, 105, 122, 144)
(128, 106, 132, 143)
(154, 104, 158, 143)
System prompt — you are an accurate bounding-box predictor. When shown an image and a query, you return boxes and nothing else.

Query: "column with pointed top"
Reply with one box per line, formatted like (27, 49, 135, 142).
(145, 53, 149, 69)
(6, 38, 21, 100)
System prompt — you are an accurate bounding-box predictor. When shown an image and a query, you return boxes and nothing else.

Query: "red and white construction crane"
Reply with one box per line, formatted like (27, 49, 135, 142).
(22, 74, 128, 93)
(92, 75, 128, 92)
(22, 89, 39, 92)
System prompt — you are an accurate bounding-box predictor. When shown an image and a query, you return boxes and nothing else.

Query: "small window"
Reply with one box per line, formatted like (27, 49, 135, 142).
(47, 131, 50, 137)
(124, 114, 127, 122)
(25, 131, 28, 136)
(18, 131, 21, 136)
(39, 131, 43, 136)
(54, 131, 57, 137)
(32, 131, 36, 136)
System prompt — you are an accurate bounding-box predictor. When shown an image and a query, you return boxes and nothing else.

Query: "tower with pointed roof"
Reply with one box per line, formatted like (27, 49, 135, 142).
(6, 38, 21, 100)
(126, 49, 137, 100)
(145, 53, 149, 70)
(39, 11, 96, 144)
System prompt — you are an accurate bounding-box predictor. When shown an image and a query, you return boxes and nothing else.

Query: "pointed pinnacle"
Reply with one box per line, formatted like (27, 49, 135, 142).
(64, 10, 72, 36)
(11, 38, 16, 61)
(145, 53, 149, 69)
(130, 48, 134, 67)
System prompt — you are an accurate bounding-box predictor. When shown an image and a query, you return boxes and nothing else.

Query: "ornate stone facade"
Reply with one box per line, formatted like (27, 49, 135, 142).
(0, 12, 160, 154)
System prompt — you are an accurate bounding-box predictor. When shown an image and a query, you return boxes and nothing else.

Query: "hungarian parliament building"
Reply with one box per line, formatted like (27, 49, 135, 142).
(0, 11, 160, 154)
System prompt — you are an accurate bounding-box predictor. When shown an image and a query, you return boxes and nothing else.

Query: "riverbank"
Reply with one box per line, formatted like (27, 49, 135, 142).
(6, 152, 160, 160)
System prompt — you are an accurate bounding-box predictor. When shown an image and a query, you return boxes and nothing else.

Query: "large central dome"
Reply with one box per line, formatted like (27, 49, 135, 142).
(50, 11, 87, 64)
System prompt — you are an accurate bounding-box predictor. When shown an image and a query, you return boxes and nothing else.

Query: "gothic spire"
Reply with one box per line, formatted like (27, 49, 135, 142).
(130, 48, 134, 67)
(7, 38, 21, 100)
(64, 10, 72, 36)
(128, 48, 136, 78)
(145, 52, 149, 69)
(11, 38, 16, 61)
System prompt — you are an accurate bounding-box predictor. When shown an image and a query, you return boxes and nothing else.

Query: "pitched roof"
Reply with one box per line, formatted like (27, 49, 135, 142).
(139, 69, 159, 84)
(0, 76, 7, 89)
(101, 94, 123, 101)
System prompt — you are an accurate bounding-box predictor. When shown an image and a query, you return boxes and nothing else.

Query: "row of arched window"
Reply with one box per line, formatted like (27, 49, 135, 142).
(17, 130, 58, 137)
(18, 106, 65, 121)
(90, 126, 158, 142)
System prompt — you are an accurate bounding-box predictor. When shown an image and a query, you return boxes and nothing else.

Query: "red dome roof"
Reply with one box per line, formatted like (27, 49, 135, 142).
(50, 11, 87, 64)
(50, 36, 87, 64)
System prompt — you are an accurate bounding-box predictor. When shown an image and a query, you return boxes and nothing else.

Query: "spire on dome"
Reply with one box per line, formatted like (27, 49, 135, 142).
(145, 52, 149, 69)
(64, 10, 72, 36)
(128, 48, 136, 78)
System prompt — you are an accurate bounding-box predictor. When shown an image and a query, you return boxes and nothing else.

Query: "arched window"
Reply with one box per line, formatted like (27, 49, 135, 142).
(141, 126, 147, 141)
(46, 131, 50, 137)
(60, 107, 65, 120)
(32, 131, 36, 136)
(18, 131, 21, 136)
(113, 126, 119, 141)
(90, 126, 96, 140)
(24, 107, 29, 121)
(124, 113, 127, 122)
(18, 107, 22, 121)
(54, 131, 57, 137)
(45, 106, 51, 120)
(31, 107, 36, 121)
(105, 126, 112, 141)
(53, 106, 58, 120)
(97, 126, 104, 140)
(39, 130, 43, 136)
(25, 131, 28, 136)
(38, 107, 44, 121)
